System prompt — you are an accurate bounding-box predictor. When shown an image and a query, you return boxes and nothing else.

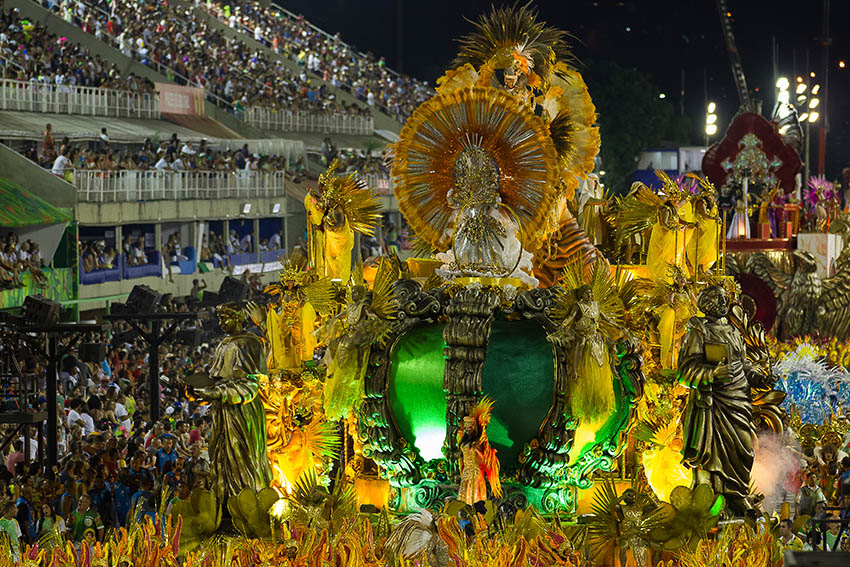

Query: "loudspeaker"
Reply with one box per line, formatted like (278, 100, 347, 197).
(198, 291, 221, 307)
(22, 295, 60, 326)
(126, 285, 161, 314)
(112, 330, 136, 346)
(176, 328, 202, 347)
(219, 276, 249, 303)
(79, 343, 107, 363)
(110, 302, 128, 315)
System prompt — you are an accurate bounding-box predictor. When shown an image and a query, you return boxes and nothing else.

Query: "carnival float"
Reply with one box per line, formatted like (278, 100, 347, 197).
(7, 4, 850, 567)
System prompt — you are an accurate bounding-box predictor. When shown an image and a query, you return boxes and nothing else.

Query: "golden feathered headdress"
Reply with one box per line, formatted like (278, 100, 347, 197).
(453, 2, 574, 83)
(656, 170, 688, 201)
(266, 251, 333, 314)
(315, 160, 383, 236)
(686, 172, 717, 199)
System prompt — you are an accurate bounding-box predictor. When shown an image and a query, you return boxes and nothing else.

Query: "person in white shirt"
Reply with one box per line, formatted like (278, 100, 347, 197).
(66, 399, 85, 429)
(114, 400, 131, 433)
(171, 156, 185, 170)
(181, 143, 195, 155)
(172, 243, 188, 262)
(239, 233, 252, 252)
(66, 407, 82, 430)
(269, 231, 282, 250)
(79, 409, 95, 436)
(154, 155, 169, 172)
(18, 429, 39, 461)
(51, 147, 71, 177)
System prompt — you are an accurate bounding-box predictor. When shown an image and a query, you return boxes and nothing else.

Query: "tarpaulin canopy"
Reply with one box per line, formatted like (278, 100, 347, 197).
(0, 177, 71, 226)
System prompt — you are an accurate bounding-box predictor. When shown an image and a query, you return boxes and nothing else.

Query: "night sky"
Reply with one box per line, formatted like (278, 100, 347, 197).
(278, 0, 850, 177)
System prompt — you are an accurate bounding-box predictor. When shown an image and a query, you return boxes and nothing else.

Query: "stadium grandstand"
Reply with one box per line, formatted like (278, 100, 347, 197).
(0, 0, 410, 317)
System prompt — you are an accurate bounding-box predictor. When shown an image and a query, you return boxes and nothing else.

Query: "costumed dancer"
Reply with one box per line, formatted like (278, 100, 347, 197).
(248, 253, 332, 372)
(190, 303, 273, 508)
(304, 160, 382, 283)
(653, 266, 697, 370)
(457, 398, 502, 505)
(687, 176, 721, 275)
(646, 175, 695, 282)
(392, 3, 601, 288)
(616, 171, 699, 282)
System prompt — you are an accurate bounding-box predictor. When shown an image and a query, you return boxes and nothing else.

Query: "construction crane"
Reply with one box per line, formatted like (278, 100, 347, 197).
(715, 0, 752, 109)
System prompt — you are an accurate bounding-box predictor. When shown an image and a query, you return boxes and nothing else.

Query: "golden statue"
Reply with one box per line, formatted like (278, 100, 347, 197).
(190, 303, 273, 508)
(457, 398, 502, 505)
(249, 253, 332, 372)
(262, 376, 339, 492)
(305, 160, 381, 283)
(678, 285, 774, 516)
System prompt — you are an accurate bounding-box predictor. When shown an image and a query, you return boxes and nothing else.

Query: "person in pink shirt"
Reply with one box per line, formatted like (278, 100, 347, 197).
(5, 440, 24, 476)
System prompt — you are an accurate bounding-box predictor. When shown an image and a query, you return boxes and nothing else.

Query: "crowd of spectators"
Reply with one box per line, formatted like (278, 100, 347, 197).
(0, 232, 47, 289)
(80, 224, 288, 276)
(319, 136, 388, 180)
(204, 1, 432, 121)
(31, 0, 373, 120)
(779, 442, 850, 552)
(1, 8, 155, 94)
(20, 125, 309, 184)
(0, 320, 222, 558)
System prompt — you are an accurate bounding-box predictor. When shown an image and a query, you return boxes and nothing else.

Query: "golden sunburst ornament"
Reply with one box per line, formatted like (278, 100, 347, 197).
(392, 86, 559, 253)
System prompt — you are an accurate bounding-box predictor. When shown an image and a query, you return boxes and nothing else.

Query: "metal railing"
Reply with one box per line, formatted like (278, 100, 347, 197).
(73, 169, 286, 202)
(363, 173, 393, 196)
(0, 78, 160, 119)
(242, 107, 373, 135)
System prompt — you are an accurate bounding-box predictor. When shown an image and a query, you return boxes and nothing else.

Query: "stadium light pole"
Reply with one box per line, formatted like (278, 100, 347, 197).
(705, 102, 718, 146)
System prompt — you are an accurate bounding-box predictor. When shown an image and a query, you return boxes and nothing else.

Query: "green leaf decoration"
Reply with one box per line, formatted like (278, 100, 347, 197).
(171, 488, 220, 555)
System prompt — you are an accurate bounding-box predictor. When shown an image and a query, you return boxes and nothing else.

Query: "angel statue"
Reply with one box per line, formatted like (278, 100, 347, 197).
(248, 253, 331, 372)
(549, 258, 624, 422)
(617, 171, 698, 282)
(587, 479, 660, 567)
(188, 303, 273, 509)
(678, 285, 776, 516)
(323, 257, 399, 420)
(304, 159, 381, 283)
(457, 397, 502, 505)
